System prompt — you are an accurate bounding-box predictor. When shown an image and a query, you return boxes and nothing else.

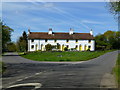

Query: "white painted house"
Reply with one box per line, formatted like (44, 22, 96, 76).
(28, 28, 95, 51)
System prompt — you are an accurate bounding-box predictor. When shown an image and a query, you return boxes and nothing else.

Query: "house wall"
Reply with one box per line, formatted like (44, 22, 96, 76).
(28, 39, 95, 51)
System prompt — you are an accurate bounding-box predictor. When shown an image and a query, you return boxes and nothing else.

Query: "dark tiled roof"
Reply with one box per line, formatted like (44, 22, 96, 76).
(28, 32, 94, 40)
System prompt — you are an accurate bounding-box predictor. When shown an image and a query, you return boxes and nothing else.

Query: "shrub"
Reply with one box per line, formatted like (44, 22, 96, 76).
(45, 44, 53, 51)
(64, 47, 68, 51)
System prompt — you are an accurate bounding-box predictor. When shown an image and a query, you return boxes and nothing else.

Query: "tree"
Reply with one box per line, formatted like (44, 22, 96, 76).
(22, 31, 28, 51)
(108, 1, 120, 15)
(7, 42, 17, 52)
(95, 30, 120, 50)
(2, 22, 14, 52)
(17, 31, 28, 52)
(95, 34, 108, 50)
(0, 21, 2, 54)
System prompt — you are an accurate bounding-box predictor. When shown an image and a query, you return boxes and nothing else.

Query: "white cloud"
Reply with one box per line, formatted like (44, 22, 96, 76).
(81, 20, 104, 24)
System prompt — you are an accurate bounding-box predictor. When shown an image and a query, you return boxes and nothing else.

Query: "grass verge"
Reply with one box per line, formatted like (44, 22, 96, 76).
(113, 53, 120, 87)
(21, 50, 115, 62)
(0, 62, 6, 74)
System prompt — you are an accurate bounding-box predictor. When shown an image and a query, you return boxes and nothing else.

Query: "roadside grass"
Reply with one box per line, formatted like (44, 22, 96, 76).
(21, 50, 115, 62)
(0, 62, 2, 73)
(0, 62, 6, 74)
(18, 52, 25, 55)
(113, 53, 120, 87)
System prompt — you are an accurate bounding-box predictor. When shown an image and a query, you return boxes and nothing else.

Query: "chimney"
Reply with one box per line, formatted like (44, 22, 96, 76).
(69, 28, 74, 35)
(28, 28, 30, 34)
(48, 28, 53, 34)
(90, 29, 93, 35)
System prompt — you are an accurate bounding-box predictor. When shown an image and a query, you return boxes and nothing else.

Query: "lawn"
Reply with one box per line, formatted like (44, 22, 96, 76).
(21, 50, 114, 62)
(113, 53, 120, 87)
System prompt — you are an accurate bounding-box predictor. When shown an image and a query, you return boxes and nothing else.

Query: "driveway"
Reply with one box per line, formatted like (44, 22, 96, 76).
(2, 51, 119, 89)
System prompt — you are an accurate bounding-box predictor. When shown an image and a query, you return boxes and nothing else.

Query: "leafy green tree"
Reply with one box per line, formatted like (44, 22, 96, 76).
(22, 31, 28, 51)
(7, 42, 17, 52)
(16, 31, 28, 52)
(95, 30, 120, 50)
(0, 21, 2, 54)
(95, 34, 108, 50)
(17, 31, 28, 52)
(2, 22, 14, 52)
(108, 1, 120, 15)
(17, 36, 26, 52)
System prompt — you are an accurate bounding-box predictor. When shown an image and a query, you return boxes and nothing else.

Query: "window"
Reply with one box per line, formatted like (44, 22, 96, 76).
(76, 40, 78, 43)
(88, 40, 91, 43)
(88, 46, 91, 49)
(66, 39, 69, 43)
(45, 39, 48, 42)
(66, 45, 69, 48)
(31, 45, 34, 49)
(54, 39, 57, 43)
(31, 39, 34, 42)
(75, 45, 78, 49)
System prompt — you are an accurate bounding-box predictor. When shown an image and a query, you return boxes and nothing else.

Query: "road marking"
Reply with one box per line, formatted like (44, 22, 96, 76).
(16, 79, 23, 82)
(7, 83, 42, 89)
(35, 72, 42, 75)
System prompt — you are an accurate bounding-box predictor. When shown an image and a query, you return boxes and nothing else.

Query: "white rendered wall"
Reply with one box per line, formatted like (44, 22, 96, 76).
(28, 39, 95, 51)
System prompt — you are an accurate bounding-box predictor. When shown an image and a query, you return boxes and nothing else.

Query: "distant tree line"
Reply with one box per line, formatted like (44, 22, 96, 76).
(95, 30, 120, 50)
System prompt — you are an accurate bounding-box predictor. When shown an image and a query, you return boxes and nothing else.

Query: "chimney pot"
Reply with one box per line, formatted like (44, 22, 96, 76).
(90, 29, 93, 35)
(69, 28, 74, 35)
(48, 28, 53, 34)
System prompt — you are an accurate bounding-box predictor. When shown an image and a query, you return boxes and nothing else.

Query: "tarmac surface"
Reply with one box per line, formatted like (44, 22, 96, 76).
(1, 51, 119, 89)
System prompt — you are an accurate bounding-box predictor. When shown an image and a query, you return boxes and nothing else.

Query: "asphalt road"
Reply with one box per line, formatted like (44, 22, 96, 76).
(2, 51, 119, 89)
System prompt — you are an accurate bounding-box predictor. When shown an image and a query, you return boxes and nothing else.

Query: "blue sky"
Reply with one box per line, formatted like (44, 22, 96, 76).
(2, 2, 118, 42)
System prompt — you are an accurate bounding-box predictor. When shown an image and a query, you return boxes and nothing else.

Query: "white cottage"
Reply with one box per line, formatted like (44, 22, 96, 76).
(28, 28, 95, 51)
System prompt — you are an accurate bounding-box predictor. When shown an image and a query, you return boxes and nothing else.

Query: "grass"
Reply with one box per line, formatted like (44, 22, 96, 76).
(113, 53, 120, 87)
(21, 50, 114, 62)
(0, 62, 2, 73)
(0, 62, 6, 74)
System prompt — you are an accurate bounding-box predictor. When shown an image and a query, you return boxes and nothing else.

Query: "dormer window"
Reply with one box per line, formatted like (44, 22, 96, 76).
(31, 39, 34, 42)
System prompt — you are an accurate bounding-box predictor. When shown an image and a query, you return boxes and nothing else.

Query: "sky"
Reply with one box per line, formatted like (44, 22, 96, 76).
(2, 2, 118, 42)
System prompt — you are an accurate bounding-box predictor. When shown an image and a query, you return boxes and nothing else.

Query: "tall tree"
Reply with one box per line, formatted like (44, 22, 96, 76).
(2, 22, 13, 52)
(108, 1, 120, 15)
(22, 31, 28, 51)
(17, 31, 28, 52)
(0, 21, 2, 54)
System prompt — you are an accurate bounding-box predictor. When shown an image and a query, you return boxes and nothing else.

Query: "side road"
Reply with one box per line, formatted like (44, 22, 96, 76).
(2, 50, 119, 88)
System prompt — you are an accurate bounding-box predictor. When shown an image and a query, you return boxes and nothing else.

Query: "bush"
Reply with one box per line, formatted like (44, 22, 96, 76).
(64, 47, 68, 51)
(45, 44, 53, 51)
